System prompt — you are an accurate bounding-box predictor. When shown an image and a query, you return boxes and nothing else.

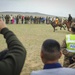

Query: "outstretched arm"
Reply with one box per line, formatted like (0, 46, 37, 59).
(0, 19, 26, 75)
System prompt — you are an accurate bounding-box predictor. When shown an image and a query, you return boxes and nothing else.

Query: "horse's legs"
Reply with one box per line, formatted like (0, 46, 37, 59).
(60, 26, 63, 30)
(53, 27, 55, 32)
(68, 28, 69, 31)
(59, 25, 61, 30)
(67, 25, 70, 31)
(66, 26, 69, 31)
(60, 25, 64, 30)
(66, 22, 71, 31)
(63, 25, 66, 30)
(51, 24, 56, 32)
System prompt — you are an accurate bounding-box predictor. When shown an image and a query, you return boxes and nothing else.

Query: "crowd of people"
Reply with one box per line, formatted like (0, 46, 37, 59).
(0, 14, 75, 75)
(0, 14, 67, 25)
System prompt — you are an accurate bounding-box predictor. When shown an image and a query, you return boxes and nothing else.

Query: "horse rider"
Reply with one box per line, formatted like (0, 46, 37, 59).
(68, 14, 72, 26)
(55, 17, 59, 25)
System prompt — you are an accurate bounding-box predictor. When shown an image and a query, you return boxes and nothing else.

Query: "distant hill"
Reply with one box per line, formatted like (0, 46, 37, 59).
(0, 11, 57, 17)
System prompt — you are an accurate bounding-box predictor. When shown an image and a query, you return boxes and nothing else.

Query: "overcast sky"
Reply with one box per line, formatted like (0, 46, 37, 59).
(0, 0, 75, 17)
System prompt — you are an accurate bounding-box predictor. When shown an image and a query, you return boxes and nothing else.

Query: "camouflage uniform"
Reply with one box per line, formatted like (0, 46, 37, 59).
(68, 62, 75, 68)
(61, 39, 75, 67)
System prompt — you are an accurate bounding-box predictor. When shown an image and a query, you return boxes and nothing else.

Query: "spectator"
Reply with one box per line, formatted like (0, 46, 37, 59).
(1, 15, 5, 21)
(31, 39, 75, 75)
(10, 15, 13, 24)
(0, 19, 26, 75)
(12, 17, 14, 24)
(61, 23, 75, 67)
(5, 15, 10, 24)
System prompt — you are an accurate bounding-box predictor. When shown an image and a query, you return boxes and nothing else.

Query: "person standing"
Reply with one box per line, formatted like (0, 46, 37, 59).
(5, 15, 10, 24)
(0, 19, 26, 75)
(61, 23, 75, 67)
(10, 15, 13, 24)
(31, 39, 75, 75)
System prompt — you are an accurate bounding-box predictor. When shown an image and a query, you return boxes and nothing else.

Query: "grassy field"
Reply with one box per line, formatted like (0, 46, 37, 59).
(0, 24, 70, 75)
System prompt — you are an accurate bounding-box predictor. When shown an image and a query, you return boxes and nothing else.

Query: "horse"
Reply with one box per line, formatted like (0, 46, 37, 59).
(62, 20, 72, 31)
(50, 21, 66, 32)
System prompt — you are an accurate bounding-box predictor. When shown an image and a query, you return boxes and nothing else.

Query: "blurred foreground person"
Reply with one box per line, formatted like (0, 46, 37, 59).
(31, 39, 75, 75)
(61, 23, 75, 67)
(0, 19, 26, 75)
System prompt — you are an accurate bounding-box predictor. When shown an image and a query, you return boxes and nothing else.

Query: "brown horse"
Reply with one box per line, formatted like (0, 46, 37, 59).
(50, 21, 66, 32)
(63, 20, 72, 31)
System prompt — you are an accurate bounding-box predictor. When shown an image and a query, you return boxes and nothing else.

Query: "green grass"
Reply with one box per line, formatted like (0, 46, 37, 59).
(0, 24, 70, 75)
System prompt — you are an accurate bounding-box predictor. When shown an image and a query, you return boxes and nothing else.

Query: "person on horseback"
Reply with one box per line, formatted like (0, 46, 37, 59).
(55, 17, 59, 25)
(68, 14, 72, 26)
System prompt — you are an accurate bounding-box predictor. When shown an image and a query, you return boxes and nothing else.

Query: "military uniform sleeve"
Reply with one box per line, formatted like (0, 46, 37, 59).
(0, 28, 26, 75)
(61, 39, 68, 56)
(61, 39, 66, 54)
